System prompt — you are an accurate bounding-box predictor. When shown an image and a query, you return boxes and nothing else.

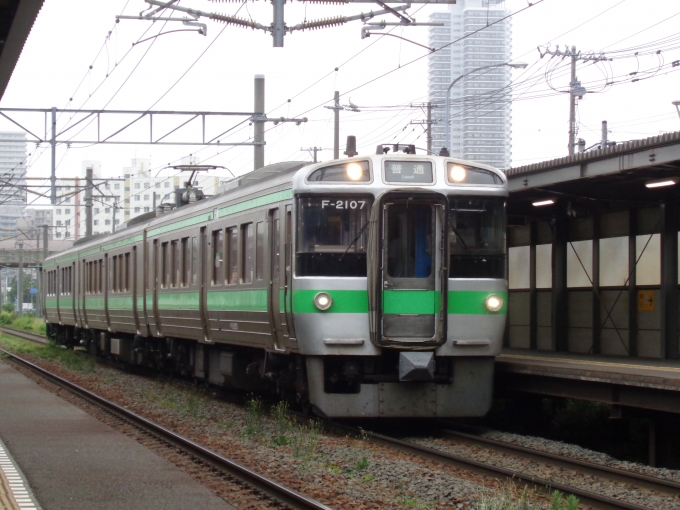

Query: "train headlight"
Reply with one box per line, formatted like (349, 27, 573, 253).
(346, 163, 363, 181)
(484, 294, 503, 313)
(449, 165, 467, 183)
(313, 292, 333, 311)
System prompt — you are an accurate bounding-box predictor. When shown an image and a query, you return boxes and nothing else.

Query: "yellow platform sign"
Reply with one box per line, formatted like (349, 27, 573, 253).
(638, 290, 655, 311)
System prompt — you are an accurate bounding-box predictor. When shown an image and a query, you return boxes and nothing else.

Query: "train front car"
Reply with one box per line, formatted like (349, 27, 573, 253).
(291, 153, 508, 418)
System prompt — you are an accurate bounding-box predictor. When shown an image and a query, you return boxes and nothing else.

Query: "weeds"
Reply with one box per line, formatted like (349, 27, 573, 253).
(244, 396, 265, 436)
(0, 334, 94, 372)
(473, 483, 579, 510)
(395, 495, 430, 509)
(549, 491, 579, 510)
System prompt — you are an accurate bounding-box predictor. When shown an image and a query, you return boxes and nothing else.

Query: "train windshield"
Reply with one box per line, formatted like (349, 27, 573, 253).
(296, 195, 373, 277)
(448, 197, 506, 278)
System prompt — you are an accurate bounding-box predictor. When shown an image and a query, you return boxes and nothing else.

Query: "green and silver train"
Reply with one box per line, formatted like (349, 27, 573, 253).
(43, 147, 508, 418)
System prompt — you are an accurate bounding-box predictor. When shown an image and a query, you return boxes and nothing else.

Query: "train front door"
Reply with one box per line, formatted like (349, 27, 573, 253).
(380, 196, 446, 346)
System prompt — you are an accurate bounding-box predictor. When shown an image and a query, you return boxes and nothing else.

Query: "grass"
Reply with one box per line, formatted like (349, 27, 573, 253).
(472, 484, 580, 510)
(0, 334, 94, 373)
(0, 313, 46, 335)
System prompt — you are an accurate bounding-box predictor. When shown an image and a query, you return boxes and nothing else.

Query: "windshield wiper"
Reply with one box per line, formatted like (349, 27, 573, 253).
(340, 219, 371, 260)
(448, 216, 469, 252)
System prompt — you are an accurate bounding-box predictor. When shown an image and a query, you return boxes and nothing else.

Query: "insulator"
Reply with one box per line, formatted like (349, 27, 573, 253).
(296, 0, 349, 4)
(297, 16, 347, 30)
(210, 12, 264, 30)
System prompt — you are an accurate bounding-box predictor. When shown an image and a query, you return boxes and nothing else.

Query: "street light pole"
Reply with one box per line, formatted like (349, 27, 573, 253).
(441, 62, 527, 157)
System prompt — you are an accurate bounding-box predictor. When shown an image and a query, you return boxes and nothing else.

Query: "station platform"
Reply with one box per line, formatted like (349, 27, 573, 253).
(0, 360, 236, 510)
(495, 348, 680, 414)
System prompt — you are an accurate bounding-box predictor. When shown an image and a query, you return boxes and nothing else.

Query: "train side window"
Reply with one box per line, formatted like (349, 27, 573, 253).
(212, 230, 223, 285)
(255, 222, 264, 280)
(171, 240, 180, 287)
(241, 223, 254, 284)
(161, 242, 169, 288)
(125, 252, 130, 292)
(181, 237, 190, 287)
(112, 256, 118, 293)
(226, 227, 238, 284)
(98, 259, 103, 293)
(191, 237, 198, 285)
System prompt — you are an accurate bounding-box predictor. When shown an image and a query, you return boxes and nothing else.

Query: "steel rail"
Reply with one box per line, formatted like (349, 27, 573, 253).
(0, 350, 331, 510)
(324, 421, 653, 510)
(440, 427, 680, 497)
(0, 326, 46, 344)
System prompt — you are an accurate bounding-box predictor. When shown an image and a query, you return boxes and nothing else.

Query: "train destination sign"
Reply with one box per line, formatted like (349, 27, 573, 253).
(384, 161, 433, 183)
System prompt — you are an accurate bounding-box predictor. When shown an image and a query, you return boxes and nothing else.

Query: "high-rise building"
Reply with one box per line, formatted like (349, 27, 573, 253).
(428, 0, 512, 169)
(0, 132, 27, 238)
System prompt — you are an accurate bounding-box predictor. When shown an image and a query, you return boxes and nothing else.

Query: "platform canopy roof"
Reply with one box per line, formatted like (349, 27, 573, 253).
(0, 0, 44, 101)
(506, 131, 680, 219)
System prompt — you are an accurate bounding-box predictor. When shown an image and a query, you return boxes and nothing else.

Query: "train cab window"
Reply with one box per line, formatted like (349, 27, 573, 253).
(212, 230, 223, 285)
(241, 223, 254, 284)
(307, 160, 370, 182)
(255, 222, 264, 280)
(448, 198, 506, 279)
(296, 195, 373, 277)
(386, 204, 433, 278)
(226, 227, 238, 284)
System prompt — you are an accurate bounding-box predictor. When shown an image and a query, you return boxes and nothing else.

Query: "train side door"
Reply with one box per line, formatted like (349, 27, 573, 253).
(380, 196, 446, 346)
(268, 208, 286, 351)
(132, 246, 140, 333)
(151, 241, 161, 336)
(199, 227, 211, 342)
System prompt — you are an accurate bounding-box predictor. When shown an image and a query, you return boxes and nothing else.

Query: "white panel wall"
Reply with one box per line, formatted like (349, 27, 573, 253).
(567, 240, 593, 288)
(636, 234, 660, 286)
(508, 246, 530, 289)
(536, 244, 552, 288)
(600, 237, 629, 287)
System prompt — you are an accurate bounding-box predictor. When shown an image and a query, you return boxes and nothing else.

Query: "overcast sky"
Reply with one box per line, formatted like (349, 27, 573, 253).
(2, 0, 680, 199)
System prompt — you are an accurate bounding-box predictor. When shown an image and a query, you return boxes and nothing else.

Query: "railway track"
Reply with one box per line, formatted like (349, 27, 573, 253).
(325, 422, 669, 510)
(0, 349, 331, 510)
(1, 328, 675, 509)
(0, 326, 46, 344)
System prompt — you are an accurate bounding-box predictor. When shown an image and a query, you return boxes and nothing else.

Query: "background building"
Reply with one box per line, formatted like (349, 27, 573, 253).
(0, 131, 27, 238)
(428, 0, 513, 169)
(50, 158, 221, 240)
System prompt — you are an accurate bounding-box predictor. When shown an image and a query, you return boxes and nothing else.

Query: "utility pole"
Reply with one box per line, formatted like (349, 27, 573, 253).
(85, 166, 93, 237)
(301, 147, 324, 163)
(254, 75, 265, 171)
(409, 102, 437, 154)
(252, 74, 308, 171)
(51, 107, 56, 204)
(325, 91, 360, 160)
(541, 46, 609, 156)
(333, 91, 340, 160)
(17, 243, 23, 317)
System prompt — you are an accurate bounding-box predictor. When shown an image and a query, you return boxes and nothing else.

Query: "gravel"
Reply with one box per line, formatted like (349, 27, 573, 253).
(0, 344, 526, 510)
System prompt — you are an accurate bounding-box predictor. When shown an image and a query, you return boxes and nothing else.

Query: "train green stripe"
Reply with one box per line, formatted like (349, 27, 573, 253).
(383, 290, 439, 315)
(217, 189, 293, 217)
(148, 213, 213, 238)
(448, 290, 507, 314)
(292, 290, 369, 314)
(44, 288, 507, 315)
(207, 289, 267, 311)
(102, 234, 144, 252)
